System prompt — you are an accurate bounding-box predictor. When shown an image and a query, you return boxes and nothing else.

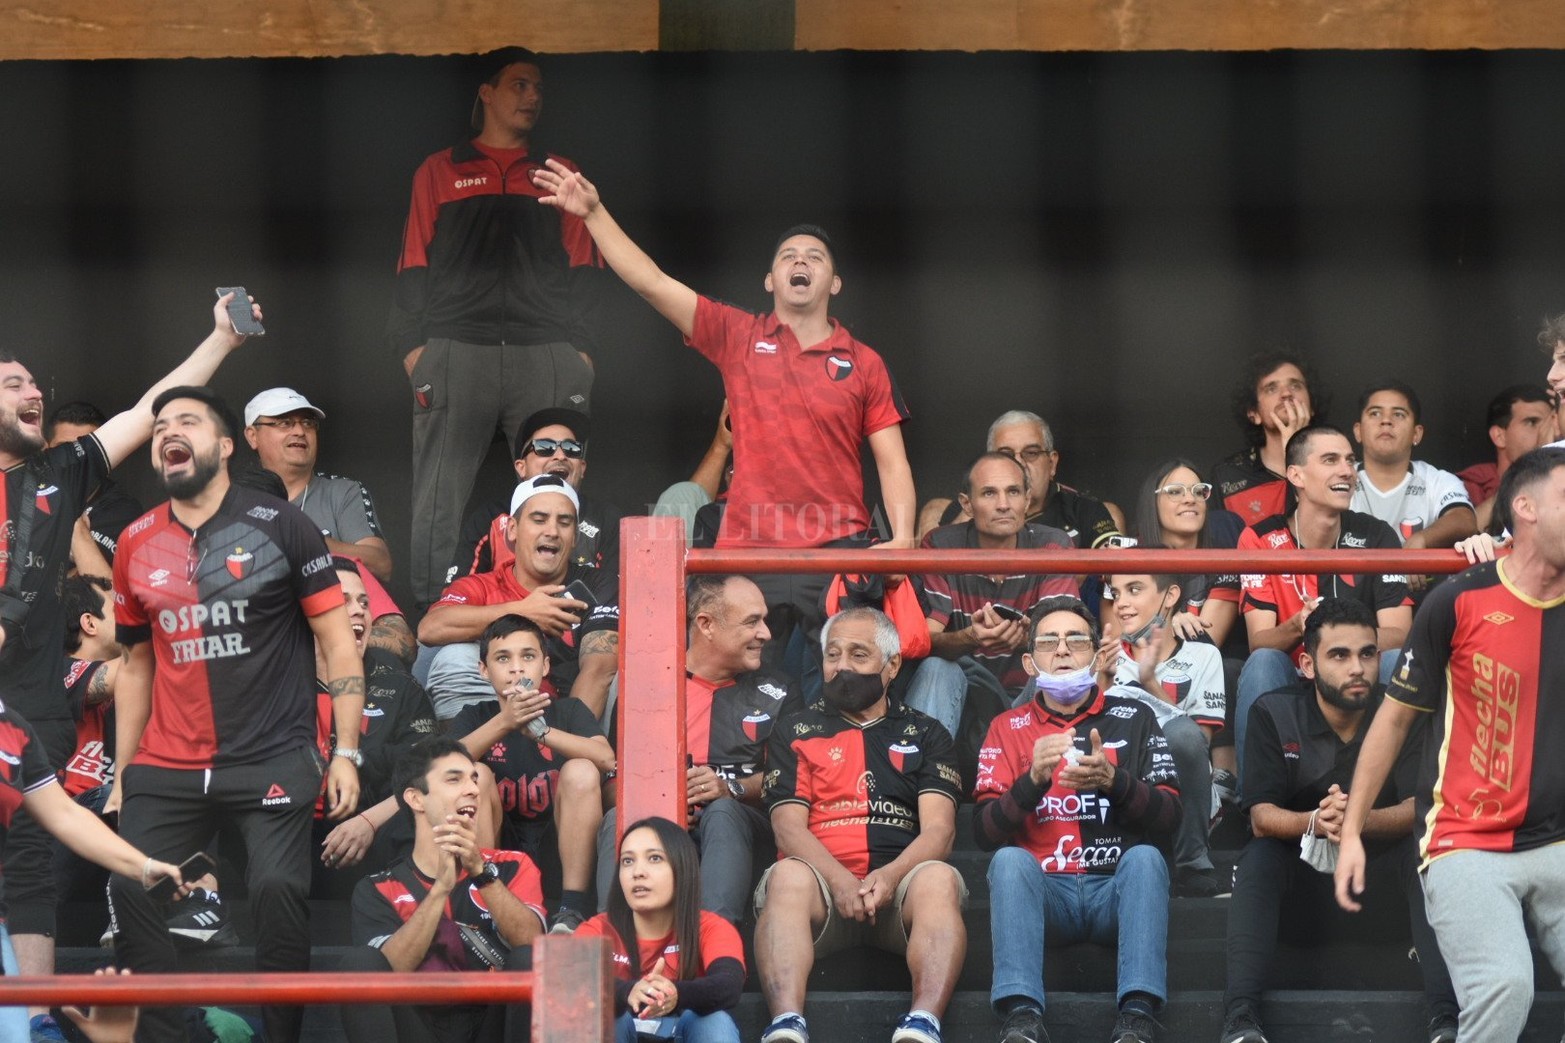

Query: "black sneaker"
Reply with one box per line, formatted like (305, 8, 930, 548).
(164, 888, 239, 949)
(998, 1007, 1048, 1043)
(1426, 1013, 1457, 1043)
(1175, 868, 1223, 899)
(1111, 1008, 1159, 1043)
(548, 906, 587, 935)
(1218, 1002, 1267, 1043)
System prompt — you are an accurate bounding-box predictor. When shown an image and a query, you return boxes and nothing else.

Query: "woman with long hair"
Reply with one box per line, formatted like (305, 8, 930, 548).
(575, 817, 744, 1043)
(1131, 457, 1246, 650)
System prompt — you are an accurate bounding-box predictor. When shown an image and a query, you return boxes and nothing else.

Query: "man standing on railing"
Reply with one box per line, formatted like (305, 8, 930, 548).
(1336, 446, 1565, 1043)
(532, 162, 918, 659)
(106, 385, 363, 1043)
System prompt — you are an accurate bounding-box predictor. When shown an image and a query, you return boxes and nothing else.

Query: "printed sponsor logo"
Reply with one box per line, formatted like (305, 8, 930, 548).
(454, 177, 488, 189)
(1008, 716, 1031, 730)
(1340, 534, 1367, 548)
(128, 515, 155, 537)
(1035, 790, 1111, 824)
(262, 783, 291, 806)
(301, 554, 331, 577)
(157, 600, 250, 635)
(1483, 611, 1514, 626)
(1106, 705, 1137, 719)
(247, 506, 280, 521)
(148, 568, 171, 588)
(757, 683, 787, 700)
(578, 520, 600, 540)
(754, 340, 778, 354)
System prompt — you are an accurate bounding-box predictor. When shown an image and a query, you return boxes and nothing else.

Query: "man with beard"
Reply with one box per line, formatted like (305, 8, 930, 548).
(0, 293, 258, 1031)
(107, 385, 364, 1043)
(419, 474, 620, 720)
(754, 607, 965, 1043)
(1222, 598, 1455, 1043)
(447, 407, 619, 600)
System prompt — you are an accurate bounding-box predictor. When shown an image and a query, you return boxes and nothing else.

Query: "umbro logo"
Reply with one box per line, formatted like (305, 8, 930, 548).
(149, 569, 171, 587)
(1483, 611, 1514, 626)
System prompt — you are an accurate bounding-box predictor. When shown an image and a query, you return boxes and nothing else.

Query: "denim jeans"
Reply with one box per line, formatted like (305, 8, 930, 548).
(988, 844, 1169, 1013)
(615, 1009, 741, 1043)
(0, 926, 28, 1043)
(904, 656, 1011, 740)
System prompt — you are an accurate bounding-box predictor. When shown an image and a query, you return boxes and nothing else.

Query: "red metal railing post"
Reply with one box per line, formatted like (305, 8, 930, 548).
(617, 516, 688, 835)
(533, 934, 613, 1042)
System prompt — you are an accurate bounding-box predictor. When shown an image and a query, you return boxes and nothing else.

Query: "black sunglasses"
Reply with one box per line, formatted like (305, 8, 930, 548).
(528, 438, 585, 459)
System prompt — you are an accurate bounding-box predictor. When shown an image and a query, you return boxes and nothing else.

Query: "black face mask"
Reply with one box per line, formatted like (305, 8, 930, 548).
(822, 669, 884, 715)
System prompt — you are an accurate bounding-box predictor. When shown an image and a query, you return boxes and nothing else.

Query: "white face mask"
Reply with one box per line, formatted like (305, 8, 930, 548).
(1032, 663, 1096, 707)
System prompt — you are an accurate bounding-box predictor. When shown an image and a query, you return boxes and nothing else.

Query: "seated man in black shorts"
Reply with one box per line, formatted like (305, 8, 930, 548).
(341, 737, 546, 1043)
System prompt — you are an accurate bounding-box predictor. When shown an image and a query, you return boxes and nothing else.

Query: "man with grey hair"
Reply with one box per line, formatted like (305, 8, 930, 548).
(919, 410, 1122, 549)
(754, 606, 967, 1043)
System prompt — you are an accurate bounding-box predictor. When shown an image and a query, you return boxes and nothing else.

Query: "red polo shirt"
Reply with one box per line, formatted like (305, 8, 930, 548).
(687, 296, 909, 548)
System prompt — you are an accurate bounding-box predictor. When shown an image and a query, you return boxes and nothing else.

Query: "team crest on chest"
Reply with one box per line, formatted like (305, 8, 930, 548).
(35, 485, 58, 514)
(888, 742, 920, 773)
(742, 712, 771, 742)
(226, 546, 253, 580)
(825, 355, 854, 382)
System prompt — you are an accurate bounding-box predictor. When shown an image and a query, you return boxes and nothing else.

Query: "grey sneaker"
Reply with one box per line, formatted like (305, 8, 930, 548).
(547, 906, 586, 934)
(998, 1007, 1048, 1043)
(1111, 1008, 1159, 1043)
(1218, 1002, 1267, 1043)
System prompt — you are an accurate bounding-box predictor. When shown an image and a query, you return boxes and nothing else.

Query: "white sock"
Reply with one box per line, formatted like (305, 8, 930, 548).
(907, 1010, 941, 1029)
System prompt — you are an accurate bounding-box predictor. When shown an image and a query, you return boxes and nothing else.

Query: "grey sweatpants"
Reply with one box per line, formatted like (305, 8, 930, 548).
(1421, 843, 1565, 1042)
(407, 338, 593, 606)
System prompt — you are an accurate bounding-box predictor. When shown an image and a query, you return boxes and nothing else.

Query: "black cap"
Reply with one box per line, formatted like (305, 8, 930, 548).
(513, 407, 590, 460)
(150, 385, 241, 439)
(470, 47, 543, 132)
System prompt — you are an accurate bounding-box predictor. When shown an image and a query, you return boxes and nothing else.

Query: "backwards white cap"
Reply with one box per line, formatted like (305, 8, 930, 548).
(510, 474, 581, 516)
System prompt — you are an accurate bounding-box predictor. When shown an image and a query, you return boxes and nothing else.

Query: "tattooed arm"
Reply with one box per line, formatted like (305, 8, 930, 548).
(569, 629, 618, 720)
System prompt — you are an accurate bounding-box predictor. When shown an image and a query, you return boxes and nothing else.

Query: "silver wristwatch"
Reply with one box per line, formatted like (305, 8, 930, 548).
(332, 746, 364, 767)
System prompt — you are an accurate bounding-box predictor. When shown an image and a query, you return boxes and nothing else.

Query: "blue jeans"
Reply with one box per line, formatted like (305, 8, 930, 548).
(0, 926, 28, 1043)
(904, 656, 1012, 740)
(988, 844, 1169, 1013)
(614, 1009, 741, 1043)
(1235, 648, 1401, 789)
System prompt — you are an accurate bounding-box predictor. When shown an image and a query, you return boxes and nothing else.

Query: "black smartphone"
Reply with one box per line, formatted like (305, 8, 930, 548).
(552, 578, 598, 607)
(215, 286, 266, 336)
(991, 603, 1026, 623)
(145, 850, 216, 901)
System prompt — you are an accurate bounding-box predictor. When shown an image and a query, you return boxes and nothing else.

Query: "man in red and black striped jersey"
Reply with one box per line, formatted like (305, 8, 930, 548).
(394, 47, 604, 609)
(907, 451, 1077, 740)
(1233, 425, 1413, 784)
(1212, 353, 1321, 527)
(596, 575, 804, 926)
(107, 386, 364, 1043)
(975, 597, 1181, 1043)
(753, 607, 965, 1043)
(533, 163, 918, 652)
(1337, 446, 1565, 1043)
(341, 737, 546, 1043)
(0, 292, 259, 1013)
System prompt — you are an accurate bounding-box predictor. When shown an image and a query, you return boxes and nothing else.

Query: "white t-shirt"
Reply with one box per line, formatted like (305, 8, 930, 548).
(1112, 638, 1226, 729)
(1351, 460, 1471, 545)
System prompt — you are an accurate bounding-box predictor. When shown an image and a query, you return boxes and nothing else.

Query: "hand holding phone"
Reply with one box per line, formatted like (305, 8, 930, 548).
(551, 578, 598, 608)
(145, 851, 216, 902)
(215, 287, 266, 337)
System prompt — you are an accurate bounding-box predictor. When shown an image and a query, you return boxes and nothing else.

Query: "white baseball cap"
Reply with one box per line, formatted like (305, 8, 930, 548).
(244, 387, 325, 428)
(510, 474, 581, 517)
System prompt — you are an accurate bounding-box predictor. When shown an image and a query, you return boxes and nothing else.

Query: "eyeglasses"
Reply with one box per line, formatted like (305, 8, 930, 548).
(1155, 482, 1212, 500)
(528, 438, 585, 459)
(1033, 632, 1095, 653)
(252, 416, 319, 432)
(997, 446, 1054, 463)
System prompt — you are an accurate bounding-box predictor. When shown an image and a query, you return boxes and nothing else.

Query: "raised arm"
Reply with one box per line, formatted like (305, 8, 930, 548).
(93, 293, 260, 468)
(532, 161, 699, 338)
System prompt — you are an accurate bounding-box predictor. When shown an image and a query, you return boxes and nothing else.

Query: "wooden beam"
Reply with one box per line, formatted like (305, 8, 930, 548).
(0, 0, 659, 60)
(794, 0, 1565, 52)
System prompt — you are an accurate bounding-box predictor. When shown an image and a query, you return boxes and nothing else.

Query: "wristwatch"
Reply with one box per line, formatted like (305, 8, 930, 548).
(725, 777, 745, 800)
(332, 746, 364, 767)
(472, 861, 502, 888)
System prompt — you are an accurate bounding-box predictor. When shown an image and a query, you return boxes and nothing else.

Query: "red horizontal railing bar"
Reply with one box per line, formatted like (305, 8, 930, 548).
(686, 547, 1473, 576)
(0, 972, 532, 1008)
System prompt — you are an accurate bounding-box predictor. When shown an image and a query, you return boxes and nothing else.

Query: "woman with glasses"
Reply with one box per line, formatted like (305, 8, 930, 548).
(1131, 459, 1245, 652)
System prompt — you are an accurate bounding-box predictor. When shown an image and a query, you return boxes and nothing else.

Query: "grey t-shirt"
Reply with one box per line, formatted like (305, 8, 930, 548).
(293, 472, 384, 544)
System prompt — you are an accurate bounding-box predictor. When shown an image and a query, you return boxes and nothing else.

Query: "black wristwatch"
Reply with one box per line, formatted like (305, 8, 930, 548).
(472, 861, 501, 888)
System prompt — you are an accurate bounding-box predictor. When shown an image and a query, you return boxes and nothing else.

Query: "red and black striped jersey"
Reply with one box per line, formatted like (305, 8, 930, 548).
(0, 702, 61, 859)
(1386, 561, 1565, 868)
(1213, 448, 1290, 527)
(351, 850, 546, 964)
(687, 671, 802, 778)
(113, 486, 341, 770)
(764, 700, 961, 876)
(63, 658, 113, 797)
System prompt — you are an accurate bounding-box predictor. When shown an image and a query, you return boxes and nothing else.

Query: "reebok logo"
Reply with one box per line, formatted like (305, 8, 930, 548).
(261, 783, 291, 807)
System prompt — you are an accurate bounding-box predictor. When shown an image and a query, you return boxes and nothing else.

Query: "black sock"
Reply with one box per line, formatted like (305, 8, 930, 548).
(558, 890, 589, 914)
(1121, 993, 1157, 1018)
(998, 997, 1042, 1018)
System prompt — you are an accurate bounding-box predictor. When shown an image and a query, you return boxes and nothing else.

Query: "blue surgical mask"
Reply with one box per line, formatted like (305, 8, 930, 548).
(1033, 663, 1097, 708)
